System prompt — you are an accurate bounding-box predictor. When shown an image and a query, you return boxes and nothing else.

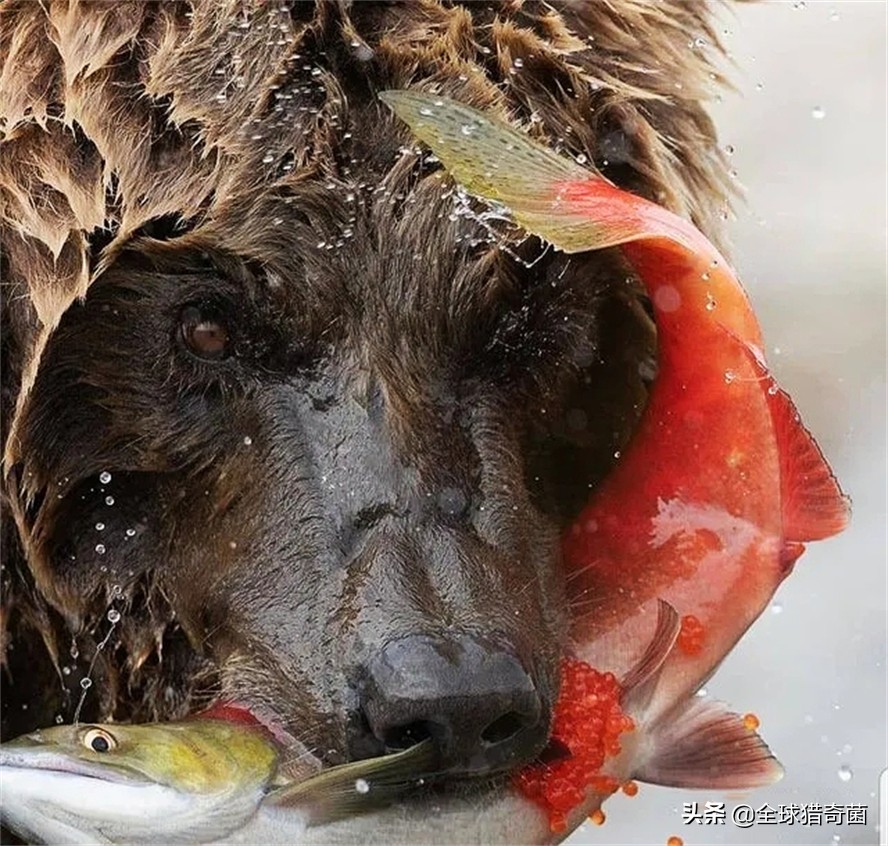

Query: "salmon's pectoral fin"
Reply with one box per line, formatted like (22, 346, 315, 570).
(265, 740, 437, 825)
(620, 599, 680, 715)
(635, 697, 783, 790)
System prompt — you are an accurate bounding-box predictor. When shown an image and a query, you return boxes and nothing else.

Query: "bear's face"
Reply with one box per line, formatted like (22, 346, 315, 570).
(1, 0, 726, 785)
(12, 180, 650, 774)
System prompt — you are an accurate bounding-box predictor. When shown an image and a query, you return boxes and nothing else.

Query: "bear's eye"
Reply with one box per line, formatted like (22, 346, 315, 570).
(179, 305, 231, 360)
(82, 727, 117, 753)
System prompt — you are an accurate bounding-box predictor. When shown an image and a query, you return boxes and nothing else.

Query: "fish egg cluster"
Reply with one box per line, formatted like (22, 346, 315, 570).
(514, 658, 634, 833)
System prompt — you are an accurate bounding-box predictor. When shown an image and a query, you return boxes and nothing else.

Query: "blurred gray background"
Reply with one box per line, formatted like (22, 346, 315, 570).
(568, 2, 887, 845)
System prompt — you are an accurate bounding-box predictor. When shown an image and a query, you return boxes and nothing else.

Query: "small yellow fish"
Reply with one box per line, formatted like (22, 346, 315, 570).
(0, 717, 434, 844)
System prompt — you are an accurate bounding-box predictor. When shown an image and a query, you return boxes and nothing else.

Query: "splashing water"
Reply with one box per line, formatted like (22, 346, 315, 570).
(72, 611, 121, 725)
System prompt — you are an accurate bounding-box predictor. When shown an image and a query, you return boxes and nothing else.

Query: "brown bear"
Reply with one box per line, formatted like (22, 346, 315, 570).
(0, 0, 734, 784)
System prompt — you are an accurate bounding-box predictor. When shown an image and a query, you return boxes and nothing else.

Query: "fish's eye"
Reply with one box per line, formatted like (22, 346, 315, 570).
(83, 727, 117, 754)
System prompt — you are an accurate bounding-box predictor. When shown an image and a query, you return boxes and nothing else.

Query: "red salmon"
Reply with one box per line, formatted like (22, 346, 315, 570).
(381, 90, 850, 832)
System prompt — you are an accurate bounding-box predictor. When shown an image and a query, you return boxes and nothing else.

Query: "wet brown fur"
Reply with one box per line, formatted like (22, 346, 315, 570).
(1, 0, 734, 752)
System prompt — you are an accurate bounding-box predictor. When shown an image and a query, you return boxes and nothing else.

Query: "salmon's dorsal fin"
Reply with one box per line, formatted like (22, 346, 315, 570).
(767, 383, 850, 541)
(729, 334, 850, 542)
(636, 697, 783, 790)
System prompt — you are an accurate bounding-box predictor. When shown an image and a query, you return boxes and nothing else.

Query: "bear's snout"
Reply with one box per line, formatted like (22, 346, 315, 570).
(356, 633, 550, 777)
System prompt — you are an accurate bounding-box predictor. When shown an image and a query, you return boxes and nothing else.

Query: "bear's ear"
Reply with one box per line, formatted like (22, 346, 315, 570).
(525, 281, 656, 527)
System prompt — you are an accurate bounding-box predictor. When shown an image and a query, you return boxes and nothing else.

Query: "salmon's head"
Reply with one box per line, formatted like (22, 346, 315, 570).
(0, 719, 278, 843)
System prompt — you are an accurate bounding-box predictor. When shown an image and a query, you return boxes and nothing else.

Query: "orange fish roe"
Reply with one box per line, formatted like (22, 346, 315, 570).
(667, 836, 684, 846)
(743, 712, 761, 730)
(589, 808, 606, 826)
(677, 614, 706, 656)
(514, 658, 635, 832)
(621, 780, 639, 797)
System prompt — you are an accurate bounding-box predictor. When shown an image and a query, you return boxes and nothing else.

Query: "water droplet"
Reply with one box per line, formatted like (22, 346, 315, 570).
(460, 124, 475, 137)
(613, 450, 622, 460)
(95, 522, 105, 531)
(107, 609, 121, 624)
(725, 144, 735, 156)
(792, 0, 806, 9)
(243, 436, 253, 446)
(62, 665, 72, 676)
(55, 714, 64, 724)
(99, 471, 112, 484)
(771, 600, 783, 614)
(80, 678, 92, 690)
(575, 153, 587, 165)
(829, 9, 840, 21)
(653, 285, 681, 313)
(95, 544, 106, 555)
(126, 528, 136, 538)
(696, 687, 708, 697)
(837, 764, 853, 782)
(355, 778, 370, 794)
(262, 153, 274, 164)
(811, 105, 826, 120)
(105, 496, 114, 506)
(310, 67, 322, 77)
(230, 540, 238, 550)
(693, 37, 707, 49)
(513, 57, 524, 68)
(755, 82, 764, 92)
(419, 107, 434, 117)
(767, 383, 779, 395)
(724, 370, 736, 384)
(705, 294, 716, 311)
(70, 642, 79, 660)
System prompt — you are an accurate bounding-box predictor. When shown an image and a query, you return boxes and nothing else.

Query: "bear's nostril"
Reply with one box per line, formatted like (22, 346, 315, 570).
(356, 633, 551, 776)
(480, 711, 527, 745)
(383, 720, 435, 751)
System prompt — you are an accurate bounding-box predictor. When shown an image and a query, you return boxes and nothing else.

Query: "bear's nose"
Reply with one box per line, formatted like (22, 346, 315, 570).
(358, 633, 549, 776)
